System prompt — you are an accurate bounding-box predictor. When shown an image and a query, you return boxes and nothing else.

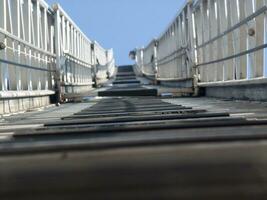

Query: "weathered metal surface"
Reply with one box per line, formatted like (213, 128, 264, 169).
(1, 93, 267, 199)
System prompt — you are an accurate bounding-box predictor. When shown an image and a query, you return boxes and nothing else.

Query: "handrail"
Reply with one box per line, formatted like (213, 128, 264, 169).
(197, 6, 267, 49)
(143, 62, 153, 67)
(158, 49, 187, 66)
(0, 58, 55, 72)
(0, 28, 55, 57)
(158, 47, 187, 63)
(197, 43, 267, 67)
(64, 53, 92, 67)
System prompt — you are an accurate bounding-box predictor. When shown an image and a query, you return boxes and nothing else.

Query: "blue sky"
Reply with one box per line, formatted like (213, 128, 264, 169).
(46, 0, 185, 65)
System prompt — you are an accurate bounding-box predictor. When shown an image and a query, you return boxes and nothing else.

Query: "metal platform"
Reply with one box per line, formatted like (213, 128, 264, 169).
(2, 59, 267, 199)
(2, 0, 267, 198)
(1, 66, 267, 199)
(1, 95, 267, 199)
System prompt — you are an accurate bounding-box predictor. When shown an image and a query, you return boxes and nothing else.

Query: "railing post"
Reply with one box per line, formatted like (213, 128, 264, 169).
(1, 0, 8, 91)
(0, 18, 6, 91)
(187, 2, 199, 96)
(0, 40, 7, 91)
(54, 6, 62, 103)
(153, 40, 158, 81)
(245, 0, 256, 80)
(140, 48, 144, 74)
(264, 10, 267, 77)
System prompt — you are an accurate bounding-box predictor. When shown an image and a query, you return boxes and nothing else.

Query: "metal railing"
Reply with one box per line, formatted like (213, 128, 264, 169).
(0, 0, 115, 103)
(133, 0, 267, 87)
(195, 0, 267, 84)
(0, 0, 56, 93)
(106, 49, 116, 78)
(135, 1, 194, 81)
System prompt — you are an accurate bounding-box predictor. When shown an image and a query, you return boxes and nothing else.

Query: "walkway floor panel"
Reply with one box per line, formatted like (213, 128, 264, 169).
(1, 66, 267, 199)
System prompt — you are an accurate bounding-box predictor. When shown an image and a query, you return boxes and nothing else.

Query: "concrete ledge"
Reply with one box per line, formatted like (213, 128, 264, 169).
(0, 90, 55, 99)
(63, 88, 95, 97)
(144, 86, 194, 97)
(0, 96, 51, 115)
(63, 85, 93, 97)
(158, 78, 193, 88)
(158, 87, 193, 96)
(203, 84, 267, 101)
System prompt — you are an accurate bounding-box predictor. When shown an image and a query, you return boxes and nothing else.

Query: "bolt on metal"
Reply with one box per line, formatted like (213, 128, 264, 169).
(0, 42, 6, 50)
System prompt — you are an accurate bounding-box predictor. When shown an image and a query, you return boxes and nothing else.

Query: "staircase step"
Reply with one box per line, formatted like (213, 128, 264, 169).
(113, 80, 141, 85)
(98, 88, 158, 97)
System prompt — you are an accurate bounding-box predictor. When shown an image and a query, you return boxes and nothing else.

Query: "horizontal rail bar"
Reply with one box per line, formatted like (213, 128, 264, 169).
(141, 48, 187, 68)
(5, 46, 53, 63)
(197, 6, 267, 49)
(0, 28, 56, 57)
(64, 53, 92, 68)
(158, 50, 187, 66)
(197, 43, 267, 67)
(143, 62, 153, 67)
(157, 48, 187, 64)
(0, 58, 56, 72)
(197, 77, 267, 87)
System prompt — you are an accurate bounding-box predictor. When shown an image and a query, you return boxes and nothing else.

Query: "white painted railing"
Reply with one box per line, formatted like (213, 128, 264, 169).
(53, 4, 94, 98)
(133, 0, 267, 88)
(195, 0, 267, 86)
(0, 0, 115, 105)
(106, 49, 116, 78)
(143, 40, 157, 77)
(134, 48, 145, 76)
(157, 1, 195, 81)
(92, 42, 115, 84)
(135, 1, 195, 82)
(0, 0, 56, 94)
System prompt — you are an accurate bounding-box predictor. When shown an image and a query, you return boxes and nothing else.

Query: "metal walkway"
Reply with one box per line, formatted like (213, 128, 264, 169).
(1, 66, 267, 198)
(1, 0, 267, 198)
